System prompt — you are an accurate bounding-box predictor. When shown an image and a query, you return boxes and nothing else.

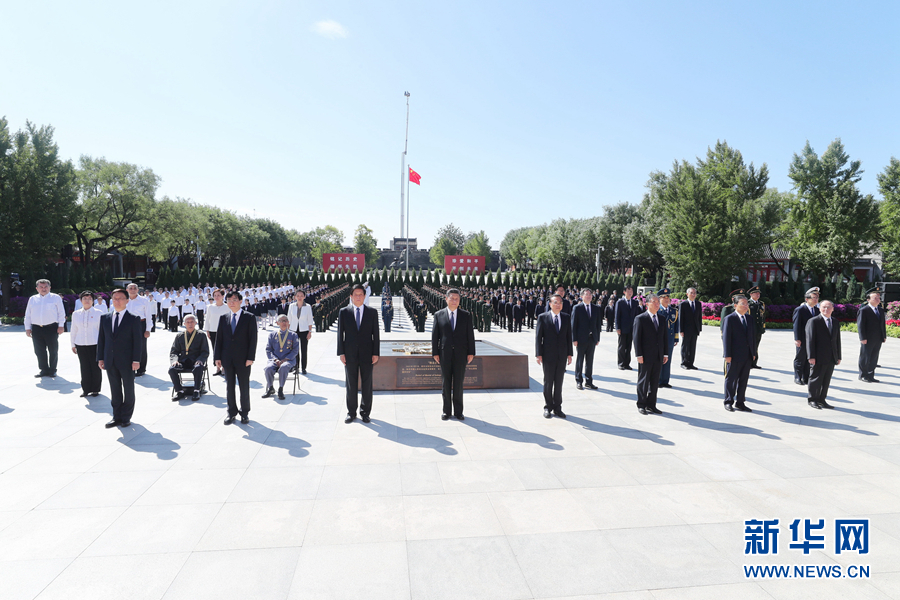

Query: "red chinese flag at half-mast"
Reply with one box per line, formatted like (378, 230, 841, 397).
(409, 167, 421, 185)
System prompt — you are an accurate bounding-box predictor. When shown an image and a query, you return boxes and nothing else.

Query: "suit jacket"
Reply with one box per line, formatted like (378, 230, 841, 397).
(96, 310, 143, 368)
(857, 304, 887, 344)
(214, 311, 259, 363)
(265, 329, 300, 362)
(792, 304, 820, 342)
(679, 299, 703, 336)
(535, 311, 573, 362)
(431, 308, 476, 358)
(169, 329, 210, 366)
(614, 297, 641, 334)
(806, 314, 841, 364)
(336, 304, 381, 360)
(633, 311, 666, 364)
(513, 305, 525, 320)
(722, 312, 756, 363)
(571, 302, 601, 346)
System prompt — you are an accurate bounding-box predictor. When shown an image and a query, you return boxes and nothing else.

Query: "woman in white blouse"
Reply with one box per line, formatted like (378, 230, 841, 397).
(70, 291, 104, 397)
(288, 289, 314, 374)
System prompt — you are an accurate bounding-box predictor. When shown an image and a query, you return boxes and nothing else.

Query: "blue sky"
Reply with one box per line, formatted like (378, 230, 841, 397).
(3, 0, 899, 252)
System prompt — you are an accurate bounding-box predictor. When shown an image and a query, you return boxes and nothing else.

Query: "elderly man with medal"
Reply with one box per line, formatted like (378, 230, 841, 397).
(262, 314, 300, 400)
(168, 314, 210, 401)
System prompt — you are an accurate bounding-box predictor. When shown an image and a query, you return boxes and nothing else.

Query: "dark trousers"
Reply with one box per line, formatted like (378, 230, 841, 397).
(345, 357, 374, 417)
(384, 318, 391, 332)
(31, 324, 59, 374)
(138, 327, 148, 373)
(541, 357, 566, 411)
(793, 343, 810, 383)
(168, 317, 179, 331)
(150, 314, 156, 332)
(808, 360, 835, 403)
(169, 360, 204, 392)
(527, 316, 534, 329)
(574, 340, 596, 384)
(297, 333, 309, 371)
(514, 318, 523, 332)
(752, 332, 762, 367)
(636, 359, 661, 409)
(681, 333, 698, 367)
(162, 308, 169, 327)
(859, 341, 882, 379)
(196, 311, 205, 329)
(617, 332, 633, 368)
(208, 332, 219, 370)
(75, 344, 102, 394)
(499, 313, 506, 329)
(605, 316, 614, 332)
(106, 362, 136, 422)
(224, 360, 252, 418)
(724, 359, 751, 406)
(440, 353, 466, 416)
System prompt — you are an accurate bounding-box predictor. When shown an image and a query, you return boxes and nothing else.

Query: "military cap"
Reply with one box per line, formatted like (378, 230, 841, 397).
(656, 287, 671, 296)
(729, 289, 745, 301)
(865, 285, 883, 297)
(748, 286, 760, 295)
(804, 286, 820, 298)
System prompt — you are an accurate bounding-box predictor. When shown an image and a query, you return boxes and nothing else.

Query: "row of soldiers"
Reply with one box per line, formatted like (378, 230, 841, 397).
(314, 284, 351, 332)
(421, 285, 496, 332)
(401, 286, 429, 332)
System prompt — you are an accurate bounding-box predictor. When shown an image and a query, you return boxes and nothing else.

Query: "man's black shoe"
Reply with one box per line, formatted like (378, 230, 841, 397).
(794, 379, 803, 385)
(361, 414, 371, 423)
(647, 407, 662, 414)
(262, 387, 275, 398)
(455, 414, 464, 421)
(638, 408, 648, 415)
(724, 404, 735, 412)
(302, 369, 307, 375)
(543, 408, 552, 418)
(105, 419, 118, 428)
(576, 383, 584, 390)
(819, 401, 835, 409)
(659, 383, 673, 388)
(586, 383, 599, 390)
(808, 401, 822, 409)
(119, 421, 131, 427)
(441, 413, 450, 421)
(277, 388, 285, 400)
(553, 410, 566, 419)
(735, 405, 752, 413)
(224, 415, 235, 425)
(344, 414, 356, 424)
(192, 391, 201, 401)
(240, 416, 250, 424)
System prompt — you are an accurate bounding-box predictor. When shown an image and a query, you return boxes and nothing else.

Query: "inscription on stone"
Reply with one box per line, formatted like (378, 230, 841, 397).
(396, 357, 483, 388)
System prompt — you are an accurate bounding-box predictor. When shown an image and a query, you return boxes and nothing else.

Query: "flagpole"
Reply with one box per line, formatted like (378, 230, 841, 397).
(400, 92, 410, 242)
(406, 169, 411, 272)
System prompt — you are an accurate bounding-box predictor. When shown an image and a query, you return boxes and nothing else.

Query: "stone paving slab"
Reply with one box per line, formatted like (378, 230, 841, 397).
(1, 297, 898, 599)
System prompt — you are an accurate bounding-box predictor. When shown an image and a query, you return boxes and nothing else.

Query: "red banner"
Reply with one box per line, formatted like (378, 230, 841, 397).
(323, 253, 365, 272)
(444, 255, 485, 274)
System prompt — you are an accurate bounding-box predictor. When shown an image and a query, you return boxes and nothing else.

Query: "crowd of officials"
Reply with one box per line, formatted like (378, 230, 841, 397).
(21, 274, 891, 430)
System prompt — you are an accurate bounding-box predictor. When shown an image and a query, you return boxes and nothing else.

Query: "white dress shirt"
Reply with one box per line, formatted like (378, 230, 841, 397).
(24, 292, 66, 330)
(206, 303, 230, 333)
(126, 295, 153, 332)
(70, 306, 104, 348)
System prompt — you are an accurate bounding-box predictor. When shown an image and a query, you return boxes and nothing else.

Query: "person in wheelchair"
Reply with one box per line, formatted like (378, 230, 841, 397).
(262, 314, 299, 400)
(169, 314, 210, 401)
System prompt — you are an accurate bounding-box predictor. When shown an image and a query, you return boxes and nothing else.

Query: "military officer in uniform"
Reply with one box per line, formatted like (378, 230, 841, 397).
(719, 289, 743, 336)
(657, 288, 679, 389)
(748, 286, 766, 368)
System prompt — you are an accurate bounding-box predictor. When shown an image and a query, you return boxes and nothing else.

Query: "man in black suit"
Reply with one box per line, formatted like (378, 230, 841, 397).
(605, 291, 617, 332)
(857, 286, 887, 383)
(535, 294, 573, 418)
(555, 285, 572, 315)
(679, 287, 702, 370)
(792, 287, 820, 385)
(214, 291, 258, 424)
(722, 295, 756, 413)
(432, 288, 476, 420)
(806, 299, 841, 409)
(97, 289, 143, 428)
(571, 288, 601, 390)
(633, 293, 667, 415)
(337, 284, 380, 423)
(614, 285, 641, 370)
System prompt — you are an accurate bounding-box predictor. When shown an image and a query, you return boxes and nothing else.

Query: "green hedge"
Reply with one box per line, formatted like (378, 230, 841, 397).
(1, 316, 25, 325)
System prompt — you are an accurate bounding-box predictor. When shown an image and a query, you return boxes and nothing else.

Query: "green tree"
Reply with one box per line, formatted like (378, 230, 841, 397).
(309, 225, 344, 265)
(0, 119, 78, 289)
(71, 156, 160, 268)
(780, 139, 880, 279)
(878, 157, 900, 278)
(353, 224, 379, 267)
(434, 223, 465, 249)
(463, 230, 492, 261)
(430, 237, 457, 268)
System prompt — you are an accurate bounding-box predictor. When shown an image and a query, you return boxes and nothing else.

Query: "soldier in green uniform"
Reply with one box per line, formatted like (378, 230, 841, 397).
(748, 285, 766, 369)
(482, 299, 492, 333)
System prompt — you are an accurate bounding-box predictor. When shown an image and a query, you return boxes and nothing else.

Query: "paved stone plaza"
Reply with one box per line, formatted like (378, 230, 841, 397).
(1, 297, 899, 599)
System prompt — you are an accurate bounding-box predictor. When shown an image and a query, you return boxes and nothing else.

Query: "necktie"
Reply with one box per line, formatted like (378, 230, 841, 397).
(652, 314, 658, 330)
(554, 315, 559, 332)
(741, 315, 747, 331)
(231, 313, 237, 333)
(586, 304, 590, 318)
(356, 307, 361, 329)
(827, 318, 832, 334)
(114, 312, 120, 333)
(451, 311, 455, 331)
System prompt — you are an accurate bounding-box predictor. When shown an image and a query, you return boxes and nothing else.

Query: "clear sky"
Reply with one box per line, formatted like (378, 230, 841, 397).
(3, 0, 899, 252)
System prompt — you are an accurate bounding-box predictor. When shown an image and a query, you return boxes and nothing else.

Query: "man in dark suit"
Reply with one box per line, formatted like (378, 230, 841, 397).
(605, 291, 617, 332)
(555, 285, 572, 315)
(97, 289, 143, 428)
(633, 294, 667, 415)
(857, 286, 887, 383)
(722, 295, 756, 413)
(535, 294, 573, 418)
(614, 285, 641, 370)
(792, 287, 820, 385)
(679, 287, 702, 370)
(214, 291, 258, 424)
(432, 288, 476, 420)
(337, 284, 381, 423)
(806, 299, 841, 409)
(571, 288, 601, 390)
